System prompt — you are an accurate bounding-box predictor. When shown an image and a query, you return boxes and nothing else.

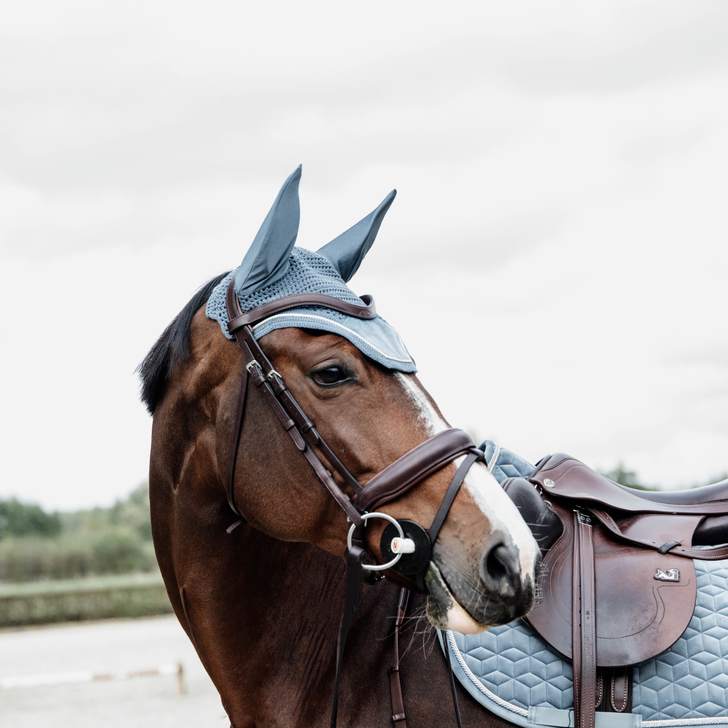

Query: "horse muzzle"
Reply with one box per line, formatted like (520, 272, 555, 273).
(431, 533, 538, 630)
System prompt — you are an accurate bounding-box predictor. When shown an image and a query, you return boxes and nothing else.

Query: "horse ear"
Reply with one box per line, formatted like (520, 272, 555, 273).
(234, 165, 302, 295)
(317, 190, 396, 282)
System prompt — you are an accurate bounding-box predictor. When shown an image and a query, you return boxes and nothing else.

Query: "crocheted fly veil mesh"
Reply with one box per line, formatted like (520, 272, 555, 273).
(206, 166, 416, 372)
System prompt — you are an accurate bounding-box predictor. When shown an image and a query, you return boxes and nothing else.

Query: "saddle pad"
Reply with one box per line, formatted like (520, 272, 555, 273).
(443, 443, 728, 728)
(441, 559, 728, 728)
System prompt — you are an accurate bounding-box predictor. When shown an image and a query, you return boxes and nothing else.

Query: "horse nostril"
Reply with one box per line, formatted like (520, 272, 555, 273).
(481, 539, 521, 596)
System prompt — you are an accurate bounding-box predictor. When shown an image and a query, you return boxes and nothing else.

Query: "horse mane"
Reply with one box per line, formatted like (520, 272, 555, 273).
(138, 271, 231, 415)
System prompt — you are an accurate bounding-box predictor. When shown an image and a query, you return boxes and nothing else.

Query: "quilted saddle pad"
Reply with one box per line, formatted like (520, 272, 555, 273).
(445, 443, 728, 728)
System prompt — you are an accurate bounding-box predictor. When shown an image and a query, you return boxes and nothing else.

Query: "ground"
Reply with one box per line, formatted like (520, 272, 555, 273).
(0, 615, 227, 728)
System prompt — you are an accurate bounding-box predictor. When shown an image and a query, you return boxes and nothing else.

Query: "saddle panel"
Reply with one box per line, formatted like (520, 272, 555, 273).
(526, 499, 698, 667)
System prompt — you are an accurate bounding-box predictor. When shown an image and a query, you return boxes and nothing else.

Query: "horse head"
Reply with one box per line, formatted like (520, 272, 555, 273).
(145, 166, 538, 634)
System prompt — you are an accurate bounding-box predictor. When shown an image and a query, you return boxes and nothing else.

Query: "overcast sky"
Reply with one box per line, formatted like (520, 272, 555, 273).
(1, 0, 726, 510)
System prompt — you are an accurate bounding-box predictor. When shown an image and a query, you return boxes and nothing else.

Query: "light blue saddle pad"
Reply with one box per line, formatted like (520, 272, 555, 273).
(444, 443, 728, 728)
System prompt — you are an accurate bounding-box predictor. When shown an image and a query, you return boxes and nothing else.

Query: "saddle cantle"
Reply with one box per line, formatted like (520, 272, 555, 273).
(504, 453, 728, 728)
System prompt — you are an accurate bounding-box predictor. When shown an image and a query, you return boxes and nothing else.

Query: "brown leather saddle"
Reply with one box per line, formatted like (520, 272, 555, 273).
(503, 454, 728, 728)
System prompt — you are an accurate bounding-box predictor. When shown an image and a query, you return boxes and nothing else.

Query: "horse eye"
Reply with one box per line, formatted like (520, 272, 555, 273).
(312, 365, 351, 387)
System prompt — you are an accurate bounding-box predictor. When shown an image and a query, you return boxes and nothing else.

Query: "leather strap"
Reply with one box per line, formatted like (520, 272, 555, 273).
(226, 279, 364, 526)
(228, 292, 376, 333)
(610, 668, 630, 713)
(590, 507, 728, 560)
(224, 282, 250, 520)
(354, 429, 475, 512)
(428, 451, 482, 544)
(573, 509, 597, 728)
(442, 630, 464, 728)
(389, 588, 410, 727)
(241, 321, 363, 496)
(331, 544, 366, 728)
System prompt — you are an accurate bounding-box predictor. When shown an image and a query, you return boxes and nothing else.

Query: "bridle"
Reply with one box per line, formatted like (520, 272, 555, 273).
(223, 278, 483, 726)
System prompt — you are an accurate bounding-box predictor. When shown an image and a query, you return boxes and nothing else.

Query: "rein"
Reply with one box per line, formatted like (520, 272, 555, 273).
(223, 278, 481, 726)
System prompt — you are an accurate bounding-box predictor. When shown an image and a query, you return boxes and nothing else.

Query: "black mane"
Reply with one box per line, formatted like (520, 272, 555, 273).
(138, 271, 231, 415)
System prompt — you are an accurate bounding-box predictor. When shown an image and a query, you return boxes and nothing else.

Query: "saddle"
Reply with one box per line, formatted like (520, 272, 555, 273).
(503, 454, 728, 728)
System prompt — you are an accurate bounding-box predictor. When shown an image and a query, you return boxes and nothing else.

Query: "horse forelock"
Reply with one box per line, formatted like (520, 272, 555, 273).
(137, 271, 231, 415)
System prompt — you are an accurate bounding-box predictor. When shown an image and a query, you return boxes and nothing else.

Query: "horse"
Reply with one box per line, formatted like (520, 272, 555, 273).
(139, 166, 540, 727)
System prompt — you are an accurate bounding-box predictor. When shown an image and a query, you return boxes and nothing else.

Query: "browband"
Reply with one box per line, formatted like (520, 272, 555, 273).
(228, 292, 376, 334)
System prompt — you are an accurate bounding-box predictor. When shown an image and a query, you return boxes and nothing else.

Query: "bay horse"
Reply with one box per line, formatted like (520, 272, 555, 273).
(139, 167, 539, 727)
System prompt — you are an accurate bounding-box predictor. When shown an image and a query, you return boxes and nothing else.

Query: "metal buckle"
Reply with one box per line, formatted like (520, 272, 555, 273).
(575, 507, 593, 525)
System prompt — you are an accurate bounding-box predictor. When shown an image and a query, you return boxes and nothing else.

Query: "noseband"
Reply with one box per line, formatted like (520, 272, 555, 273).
(223, 278, 484, 726)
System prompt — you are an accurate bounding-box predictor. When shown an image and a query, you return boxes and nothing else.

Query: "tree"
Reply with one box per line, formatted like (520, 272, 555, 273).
(598, 463, 652, 490)
(0, 499, 62, 539)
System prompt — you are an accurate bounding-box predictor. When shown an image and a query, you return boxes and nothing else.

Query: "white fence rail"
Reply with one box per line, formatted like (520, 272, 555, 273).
(0, 661, 186, 694)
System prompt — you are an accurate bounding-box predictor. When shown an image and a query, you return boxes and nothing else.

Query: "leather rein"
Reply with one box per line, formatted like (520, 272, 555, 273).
(223, 278, 481, 726)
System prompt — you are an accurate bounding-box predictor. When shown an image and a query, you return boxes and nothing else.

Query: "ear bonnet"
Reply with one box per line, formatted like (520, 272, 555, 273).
(206, 166, 416, 372)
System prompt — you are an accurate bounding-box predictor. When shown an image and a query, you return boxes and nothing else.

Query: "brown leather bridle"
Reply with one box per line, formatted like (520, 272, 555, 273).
(223, 277, 483, 726)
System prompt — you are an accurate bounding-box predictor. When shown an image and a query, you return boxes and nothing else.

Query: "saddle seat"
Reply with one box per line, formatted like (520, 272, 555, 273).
(532, 453, 728, 513)
(502, 453, 728, 728)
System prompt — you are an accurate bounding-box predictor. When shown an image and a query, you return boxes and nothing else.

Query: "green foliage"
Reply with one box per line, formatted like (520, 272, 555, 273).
(598, 465, 728, 492)
(598, 462, 653, 490)
(0, 498, 62, 539)
(0, 483, 156, 583)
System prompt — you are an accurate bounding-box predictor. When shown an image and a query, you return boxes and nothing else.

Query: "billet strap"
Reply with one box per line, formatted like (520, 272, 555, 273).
(609, 668, 630, 713)
(573, 509, 597, 728)
(389, 588, 410, 727)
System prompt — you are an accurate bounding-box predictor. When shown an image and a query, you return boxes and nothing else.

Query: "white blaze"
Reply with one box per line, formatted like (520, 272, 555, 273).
(394, 372, 447, 436)
(394, 372, 538, 578)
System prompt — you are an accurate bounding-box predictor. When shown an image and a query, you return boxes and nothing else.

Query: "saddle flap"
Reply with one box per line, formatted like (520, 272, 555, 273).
(526, 500, 698, 667)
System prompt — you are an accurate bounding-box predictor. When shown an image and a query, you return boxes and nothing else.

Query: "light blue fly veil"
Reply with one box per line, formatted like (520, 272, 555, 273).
(206, 166, 415, 373)
(443, 442, 728, 728)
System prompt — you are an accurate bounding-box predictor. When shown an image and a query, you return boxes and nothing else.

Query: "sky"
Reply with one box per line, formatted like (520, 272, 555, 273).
(1, 0, 726, 510)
